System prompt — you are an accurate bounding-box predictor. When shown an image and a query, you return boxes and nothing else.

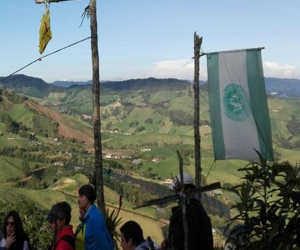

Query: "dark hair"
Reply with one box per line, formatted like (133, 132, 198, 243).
(120, 221, 144, 247)
(78, 184, 96, 204)
(48, 202, 72, 224)
(2, 210, 29, 250)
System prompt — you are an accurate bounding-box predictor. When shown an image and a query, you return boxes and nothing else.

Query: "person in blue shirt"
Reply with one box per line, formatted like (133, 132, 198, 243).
(77, 184, 113, 250)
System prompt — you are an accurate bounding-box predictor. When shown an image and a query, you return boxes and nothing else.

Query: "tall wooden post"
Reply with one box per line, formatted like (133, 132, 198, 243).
(193, 32, 203, 189)
(35, 0, 105, 212)
(90, 0, 105, 212)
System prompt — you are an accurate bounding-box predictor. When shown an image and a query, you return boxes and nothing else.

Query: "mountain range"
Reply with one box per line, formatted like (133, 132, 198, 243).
(1, 74, 300, 98)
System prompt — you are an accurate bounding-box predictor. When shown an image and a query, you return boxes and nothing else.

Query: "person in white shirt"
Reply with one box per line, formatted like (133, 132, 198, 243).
(0, 210, 30, 250)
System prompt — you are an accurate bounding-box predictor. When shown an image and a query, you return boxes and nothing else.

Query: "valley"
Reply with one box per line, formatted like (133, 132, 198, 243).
(1, 75, 300, 247)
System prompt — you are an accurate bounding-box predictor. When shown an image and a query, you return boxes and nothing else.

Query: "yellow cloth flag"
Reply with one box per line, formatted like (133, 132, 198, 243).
(39, 10, 52, 54)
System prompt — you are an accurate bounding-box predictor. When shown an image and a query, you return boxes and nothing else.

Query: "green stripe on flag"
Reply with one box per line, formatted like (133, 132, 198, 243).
(247, 50, 274, 160)
(207, 53, 225, 159)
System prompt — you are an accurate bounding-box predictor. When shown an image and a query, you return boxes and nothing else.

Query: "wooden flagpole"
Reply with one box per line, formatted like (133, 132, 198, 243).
(194, 32, 203, 189)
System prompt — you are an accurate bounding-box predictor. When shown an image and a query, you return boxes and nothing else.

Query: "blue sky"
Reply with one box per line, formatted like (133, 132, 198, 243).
(1, 0, 300, 82)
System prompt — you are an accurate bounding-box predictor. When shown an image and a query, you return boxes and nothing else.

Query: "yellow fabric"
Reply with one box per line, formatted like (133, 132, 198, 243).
(75, 223, 86, 250)
(39, 10, 52, 54)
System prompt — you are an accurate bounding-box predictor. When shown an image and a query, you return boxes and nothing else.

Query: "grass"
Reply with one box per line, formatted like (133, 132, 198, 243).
(0, 156, 24, 182)
(0, 122, 6, 131)
(8, 104, 34, 128)
(0, 155, 42, 182)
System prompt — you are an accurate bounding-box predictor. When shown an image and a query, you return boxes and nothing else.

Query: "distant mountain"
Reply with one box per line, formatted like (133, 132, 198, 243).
(51, 78, 206, 89)
(0, 74, 63, 98)
(265, 77, 300, 98)
(101, 77, 191, 93)
(51, 80, 92, 88)
(2, 74, 300, 99)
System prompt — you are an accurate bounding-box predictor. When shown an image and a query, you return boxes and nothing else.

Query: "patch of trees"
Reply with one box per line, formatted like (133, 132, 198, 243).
(287, 116, 300, 136)
(111, 107, 121, 116)
(125, 105, 134, 115)
(2, 89, 27, 104)
(104, 176, 157, 206)
(129, 120, 139, 127)
(106, 121, 113, 130)
(0, 146, 54, 164)
(32, 115, 58, 138)
(144, 118, 153, 124)
(0, 114, 20, 134)
(275, 135, 300, 150)
(151, 101, 170, 110)
(169, 110, 194, 126)
(135, 127, 145, 133)
(105, 159, 124, 170)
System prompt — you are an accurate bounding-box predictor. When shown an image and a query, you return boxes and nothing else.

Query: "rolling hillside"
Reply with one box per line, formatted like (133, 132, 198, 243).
(0, 88, 93, 144)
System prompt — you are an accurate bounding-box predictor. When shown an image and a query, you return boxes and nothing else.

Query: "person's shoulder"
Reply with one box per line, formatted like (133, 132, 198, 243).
(89, 205, 104, 219)
(0, 238, 6, 247)
(135, 239, 160, 250)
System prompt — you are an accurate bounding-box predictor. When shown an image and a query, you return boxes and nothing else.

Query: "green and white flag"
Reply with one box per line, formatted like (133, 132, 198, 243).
(207, 48, 273, 161)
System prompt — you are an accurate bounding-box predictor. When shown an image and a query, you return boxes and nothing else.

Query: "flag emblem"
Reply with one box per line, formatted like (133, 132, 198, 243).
(223, 84, 249, 121)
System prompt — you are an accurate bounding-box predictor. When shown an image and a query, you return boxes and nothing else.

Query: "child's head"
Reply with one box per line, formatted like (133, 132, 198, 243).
(120, 221, 144, 250)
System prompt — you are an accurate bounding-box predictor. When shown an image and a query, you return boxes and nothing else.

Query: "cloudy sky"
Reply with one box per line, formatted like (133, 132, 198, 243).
(1, 0, 300, 82)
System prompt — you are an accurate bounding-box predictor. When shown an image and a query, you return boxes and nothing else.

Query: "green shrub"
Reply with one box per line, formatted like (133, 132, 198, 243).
(226, 152, 300, 250)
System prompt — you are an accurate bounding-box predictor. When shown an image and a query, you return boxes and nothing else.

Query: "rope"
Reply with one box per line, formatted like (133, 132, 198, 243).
(1, 36, 91, 83)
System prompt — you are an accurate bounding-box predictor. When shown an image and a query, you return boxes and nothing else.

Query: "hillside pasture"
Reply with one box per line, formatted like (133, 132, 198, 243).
(8, 104, 34, 128)
(0, 156, 24, 182)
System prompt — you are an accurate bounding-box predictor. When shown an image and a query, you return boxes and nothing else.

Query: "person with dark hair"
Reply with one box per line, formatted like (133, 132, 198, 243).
(120, 221, 159, 250)
(0, 210, 30, 250)
(77, 184, 113, 250)
(161, 173, 214, 250)
(47, 201, 75, 250)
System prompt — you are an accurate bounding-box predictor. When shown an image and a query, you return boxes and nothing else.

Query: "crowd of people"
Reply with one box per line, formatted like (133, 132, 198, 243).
(0, 174, 214, 250)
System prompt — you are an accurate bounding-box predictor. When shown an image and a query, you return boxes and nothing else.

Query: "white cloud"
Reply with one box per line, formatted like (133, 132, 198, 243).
(144, 59, 300, 81)
(263, 61, 300, 79)
(148, 59, 207, 80)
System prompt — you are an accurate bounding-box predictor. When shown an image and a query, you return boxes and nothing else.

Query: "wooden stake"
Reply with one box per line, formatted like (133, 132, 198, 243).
(177, 150, 189, 250)
(90, 0, 105, 212)
(193, 32, 203, 189)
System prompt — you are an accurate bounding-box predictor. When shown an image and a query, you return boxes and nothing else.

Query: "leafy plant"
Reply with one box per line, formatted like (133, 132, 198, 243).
(103, 194, 123, 249)
(225, 151, 300, 250)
